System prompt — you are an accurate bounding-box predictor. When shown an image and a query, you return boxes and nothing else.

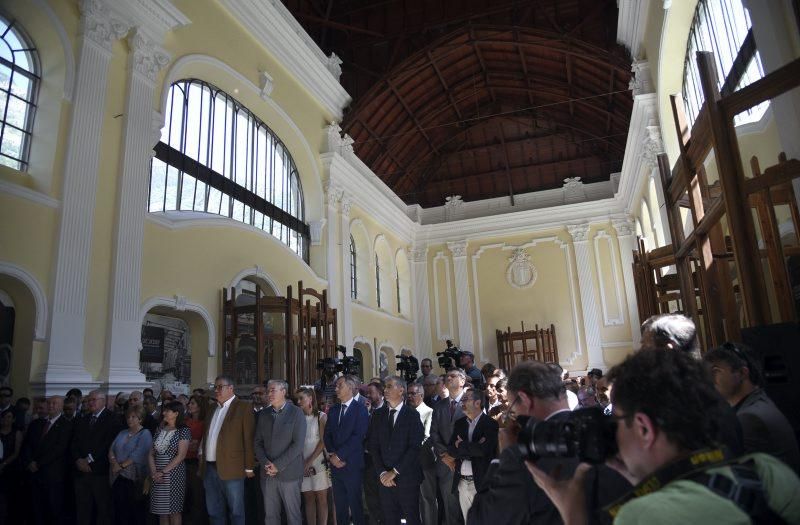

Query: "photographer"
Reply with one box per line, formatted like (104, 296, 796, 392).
(459, 351, 484, 389)
(529, 350, 800, 524)
(467, 362, 630, 524)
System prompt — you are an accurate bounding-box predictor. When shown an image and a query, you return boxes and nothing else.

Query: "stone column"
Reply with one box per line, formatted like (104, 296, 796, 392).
(613, 218, 642, 347)
(567, 224, 605, 371)
(106, 30, 171, 392)
(339, 196, 353, 349)
(40, 0, 130, 393)
(744, 0, 800, 209)
(447, 240, 474, 352)
(409, 245, 432, 359)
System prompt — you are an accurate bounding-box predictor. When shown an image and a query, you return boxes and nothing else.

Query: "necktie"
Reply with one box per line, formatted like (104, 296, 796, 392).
(42, 418, 52, 437)
(389, 408, 397, 433)
(339, 404, 347, 424)
(449, 399, 457, 417)
(89, 415, 97, 427)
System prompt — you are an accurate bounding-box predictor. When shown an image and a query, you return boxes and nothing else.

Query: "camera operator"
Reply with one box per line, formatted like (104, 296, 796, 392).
(315, 361, 339, 405)
(467, 362, 630, 524)
(459, 351, 484, 389)
(415, 358, 434, 385)
(529, 349, 800, 524)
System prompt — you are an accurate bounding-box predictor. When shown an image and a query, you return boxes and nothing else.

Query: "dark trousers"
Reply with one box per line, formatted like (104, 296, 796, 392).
(111, 476, 145, 525)
(74, 472, 111, 525)
(184, 460, 209, 525)
(332, 470, 365, 525)
(244, 466, 265, 525)
(435, 462, 463, 525)
(31, 472, 65, 525)
(420, 466, 438, 525)
(363, 454, 383, 524)
(378, 484, 421, 525)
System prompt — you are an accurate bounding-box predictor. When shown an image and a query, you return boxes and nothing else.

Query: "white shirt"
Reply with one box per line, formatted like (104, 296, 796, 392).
(46, 413, 62, 427)
(567, 390, 579, 410)
(460, 412, 484, 476)
(205, 395, 235, 461)
(416, 402, 433, 440)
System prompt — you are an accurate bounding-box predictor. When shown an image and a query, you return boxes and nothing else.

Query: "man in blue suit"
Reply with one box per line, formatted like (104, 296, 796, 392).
(324, 375, 370, 525)
(369, 376, 424, 525)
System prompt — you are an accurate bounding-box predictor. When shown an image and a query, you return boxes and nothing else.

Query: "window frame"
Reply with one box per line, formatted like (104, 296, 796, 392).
(0, 16, 40, 171)
(350, 234, 358, 300)
(375, 253, 382, 309)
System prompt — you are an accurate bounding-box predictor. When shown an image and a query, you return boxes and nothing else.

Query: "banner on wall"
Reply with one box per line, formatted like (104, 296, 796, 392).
(141, 325, 165, 363)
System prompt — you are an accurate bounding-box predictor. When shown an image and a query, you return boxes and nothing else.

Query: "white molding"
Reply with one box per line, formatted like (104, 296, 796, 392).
(593, 230, 625, 326)
(0, 261, 48, 341)
(107, 0, 190, 43)
(601, 341, 634, 349)
(567, 226, 605, 369)
(616, 93, 660, 217)
(432, 252, 454, 341)
(145, 212, 327, 286)
(0, 179, 59, 208)
(617, 0, 652, 59)
(0, 290, 14, 309)
(139, 295, 216, 357)
(217, 0, 350, 120)
(351, 300, 413, 326)
(32, 0, 76, 101)
(447, 240, 473, 351)
(228, 265, 282, 294)
(160, 54, 324, 218)
(470, 243, 505, 362)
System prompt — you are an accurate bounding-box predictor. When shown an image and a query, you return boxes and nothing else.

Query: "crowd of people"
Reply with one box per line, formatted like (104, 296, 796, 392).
(0, 313, 799, 524)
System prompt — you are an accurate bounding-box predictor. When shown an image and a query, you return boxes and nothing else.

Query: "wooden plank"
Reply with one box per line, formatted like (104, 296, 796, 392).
(721, 57, 800, 119)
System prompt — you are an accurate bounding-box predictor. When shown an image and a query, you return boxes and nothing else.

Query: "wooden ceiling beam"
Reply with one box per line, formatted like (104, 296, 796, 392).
(428, 50, 463, 120)
(352, 117, 407, 172)
(497, 123, 516, 205)
(293, 11, 384, 38)
(566, 53, 574, 117)
(386, 79, 440, 155)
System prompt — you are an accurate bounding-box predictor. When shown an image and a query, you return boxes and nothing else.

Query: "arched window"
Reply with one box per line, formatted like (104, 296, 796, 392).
(350, 234, 357, 300)
(375, 253, 382, 309)
(149, 79, 308, 260)
(0, 16, 39, 171)
(682, 0, 767, 127)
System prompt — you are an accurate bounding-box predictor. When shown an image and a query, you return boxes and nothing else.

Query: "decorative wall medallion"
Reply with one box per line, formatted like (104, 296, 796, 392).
(506, 248, 537, 289)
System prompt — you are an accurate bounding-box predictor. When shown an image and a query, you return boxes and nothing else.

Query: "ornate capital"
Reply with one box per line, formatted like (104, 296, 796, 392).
(80, 0, 130, 50)
(612, 218, 636, 237)
(447, 240, 468, 258)
(567, 224, 590, 243)
(324, 122, 354, 155)
(326, 53, 343, 81)
(641, 125, 664, 169)
(409, 245, 428, 263)
(129, 30, 170, 83)
(173, 295, 187, 312)
(340, 197, 353, 216)
(259, 70, 274, 100)
(323, 180, 343, 206)
(629, 60, 653, 96)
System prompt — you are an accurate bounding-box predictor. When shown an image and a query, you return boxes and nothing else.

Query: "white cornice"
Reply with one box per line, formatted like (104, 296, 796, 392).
(107, 0, 190, 42)
(351, 300, 413, 326)
(615, 92, 659, 215)
(0, 179, 60, 208)
(218, 0, 351, 120)
(617, 0, 652, 60)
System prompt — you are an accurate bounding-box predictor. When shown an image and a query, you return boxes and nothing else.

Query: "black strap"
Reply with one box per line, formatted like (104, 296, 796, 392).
(688, 461, 786, 525)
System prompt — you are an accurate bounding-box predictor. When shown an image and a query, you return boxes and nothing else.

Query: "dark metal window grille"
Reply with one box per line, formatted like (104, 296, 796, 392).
(149, 79, 308, 261)
(350, 235, 357, 300)
(395, 268, 401, 314)
(375, 253, 381, 309)
(0, 16, 40, 171)
(681, 0, 767, 127)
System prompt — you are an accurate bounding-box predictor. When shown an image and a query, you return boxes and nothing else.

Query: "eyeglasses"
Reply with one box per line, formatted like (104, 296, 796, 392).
(407, 392, 423, 397)
(213, 384, 232, 390)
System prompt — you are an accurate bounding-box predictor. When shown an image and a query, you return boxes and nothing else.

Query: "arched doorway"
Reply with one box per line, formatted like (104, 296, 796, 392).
(353, 339, 373, 381)
(140, 313, 193, 395)
(0, 267, 44, 396)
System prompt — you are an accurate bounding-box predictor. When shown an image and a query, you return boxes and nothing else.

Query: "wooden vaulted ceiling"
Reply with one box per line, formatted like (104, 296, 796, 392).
(283, 0, 634, 208)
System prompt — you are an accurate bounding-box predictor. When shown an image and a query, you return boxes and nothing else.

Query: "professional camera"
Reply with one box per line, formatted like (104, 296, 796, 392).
(396, 354, 420, 383)
(517, 407, 618, 464)
(316, 345, 361, 377)
(436, 340, 463, 370)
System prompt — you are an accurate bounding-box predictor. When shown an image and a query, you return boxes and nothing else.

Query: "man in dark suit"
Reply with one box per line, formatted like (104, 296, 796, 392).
(324, 375, 370, 525)
(430, 369, 467, 525)
(24, 395, 73, 525)
(447, 388, 498, 522)
(468, 361, 630, 524)
(369, 376, 424, 525)
(70, 389, 123, 524)
(254, 379, 306, 525)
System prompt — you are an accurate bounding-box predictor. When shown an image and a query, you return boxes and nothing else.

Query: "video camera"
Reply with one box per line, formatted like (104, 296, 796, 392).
(396, 354, 420, 383)
(517, 407, 618, 464)
(436, 340, 463, 370)
(316, 345, 361, 378)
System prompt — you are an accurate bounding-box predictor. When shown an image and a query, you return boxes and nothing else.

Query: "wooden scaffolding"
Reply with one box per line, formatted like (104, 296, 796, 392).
(496, 322, 558, 370)
(221, 281, 338, 391)
(652, 51, 800, 350)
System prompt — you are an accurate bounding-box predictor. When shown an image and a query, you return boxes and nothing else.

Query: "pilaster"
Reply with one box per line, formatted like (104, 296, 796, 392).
(409, 245, 432, 359)
(613, 218, 642, 347)
(447, 240, 474, 352)
(39, 0, 130, 393)
(567, 224, 605, 370)
(339, 196, 353, 348)
(106, 29, 171, 391)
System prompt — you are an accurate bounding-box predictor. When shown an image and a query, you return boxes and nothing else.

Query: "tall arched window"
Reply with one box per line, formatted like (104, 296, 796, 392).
(375, 253, 382, 309)
(149, 79, 308, 260)
(682, 0, 767, 127)
(350, 235, 357, 300)
(0, 16, 39, 171)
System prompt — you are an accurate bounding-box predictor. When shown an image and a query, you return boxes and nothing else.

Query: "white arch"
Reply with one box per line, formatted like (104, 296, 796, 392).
(31, 0, 75, 101)
(349, 219, 373, 304)
(139, 296, 217, 357)
(228, 265, 282, 295)
(352, 336, 374, 352)
(158, 54, 323, 220)
(0, 261, 48, 341)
